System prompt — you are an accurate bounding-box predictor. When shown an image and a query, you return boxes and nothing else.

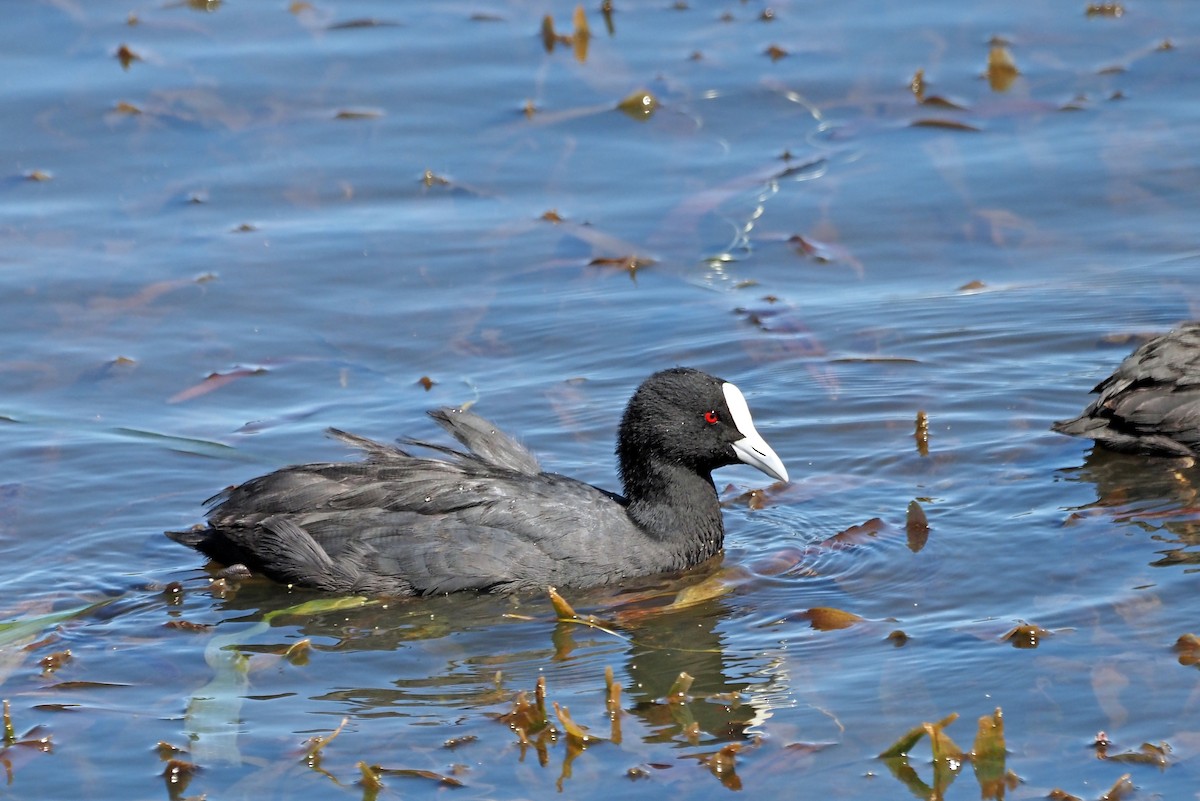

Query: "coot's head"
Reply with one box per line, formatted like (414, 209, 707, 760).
(617, 368, 788, 488)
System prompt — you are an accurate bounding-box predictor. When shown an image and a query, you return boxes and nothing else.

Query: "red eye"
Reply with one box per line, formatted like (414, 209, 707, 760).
(704, 410, 719, 425)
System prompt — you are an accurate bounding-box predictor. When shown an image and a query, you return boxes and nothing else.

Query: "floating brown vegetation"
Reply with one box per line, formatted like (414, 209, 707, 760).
(906, 499, 929, 552)
(38, 651, 71, 676)
(986, 42, 1020, 92)
(416, 375, 436, 391)
(1000, 620, 1052, 648)
(115, 44, 141, 70)
(165, 619, 212, 633)
(880, 709, 1018, 800)
(616, 89, 659, 120)
(909, 69, 968, 109)
(161, 757, 200, 800)
(356, 761, 463, 799)
(23, 170, 52, 182)
(795, 606, 863, 631)
(914, 410, 930, 456)
(588, 254, 656, 277)
(910, 118, 981, 132)
(333, 108, 383, 120)
(1, 700, 54, 784)
(694, 742, 743, 790)
(1175, 632, 1200, 666)
(541, 5, 591, 62)
(1085, 3, 1124, 17)
(1096, 739, 1170, 769)
(326, 18, 400, 30)
(169, 366, 268, 404)
(764, 44, 788, 61)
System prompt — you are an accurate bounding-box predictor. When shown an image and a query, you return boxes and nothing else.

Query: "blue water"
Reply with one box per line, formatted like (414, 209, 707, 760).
(2, 1, 1199, 798)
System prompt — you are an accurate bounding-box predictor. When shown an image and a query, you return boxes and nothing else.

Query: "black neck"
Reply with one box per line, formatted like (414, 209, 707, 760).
(622, 456, 725, 566)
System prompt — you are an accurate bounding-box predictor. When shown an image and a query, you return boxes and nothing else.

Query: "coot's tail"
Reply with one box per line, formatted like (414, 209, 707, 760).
(1050, 414, 1105, 437)
(165, 526, 210, 548)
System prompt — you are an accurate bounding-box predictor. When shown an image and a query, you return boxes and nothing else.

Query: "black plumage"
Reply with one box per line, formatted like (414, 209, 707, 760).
(167, 368, 788, 595)
(1053, 323, 1200, 457)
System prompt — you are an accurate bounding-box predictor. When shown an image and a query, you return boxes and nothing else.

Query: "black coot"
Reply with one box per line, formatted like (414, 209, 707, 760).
(167, 368, 788, 595)
(1053, 322, 1200, 457)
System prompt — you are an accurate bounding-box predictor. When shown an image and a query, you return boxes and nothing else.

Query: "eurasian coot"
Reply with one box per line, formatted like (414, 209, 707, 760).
(167, 368, 788, 595)
(1053, 322, 1200, 457)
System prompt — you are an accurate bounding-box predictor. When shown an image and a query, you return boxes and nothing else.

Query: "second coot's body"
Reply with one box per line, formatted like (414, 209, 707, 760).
(1053, 322, 1200, 457)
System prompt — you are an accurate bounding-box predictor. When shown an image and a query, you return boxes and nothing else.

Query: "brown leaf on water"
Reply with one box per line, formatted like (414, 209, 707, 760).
(548, 587, 578, 620)
(698, 743, 742, 791)
(925, 717, 965, 763)
(910, 118, 981, 132)
(1047, 790, 1083, 801)
(334, 108, 383, 120)
(370, 765, 465, 787)
(1100, 773, 1135, 800)
(48, 681, 131, 690)
(284, 638, 312, 666)
(288, 1, 312, 13)
(972, 708, 1008, 795)
(667, 672, 694, 703)
(765, 44, 788, 61)
(914, 409, 929, 456)
(958, 279, 987, 291)
(38, 650, 71, 675)
(443, 734, 477, 749)
(666, 572, 735, 611)
(1086, 3, 1124, 17)
(922, 95, 968, 110)
(605, 665, 622, 736)
(115, 44, 141, 69)
(168, 367, 268, 404)
(540, 209, 564, 223)
(155, 741, 187, 760)
(1175, 633, 1200, 666)
(800, 606, 863, 631)
(24, 170, 52, 182)
(910, 68, 925, 101)
(164, 620, 212, 633)
(588, 255, 655, 276)
(572, 5, 590, 62)
(616, 90, 659, 120)
(986, 44, 1020, 92)
(972, 708, 1004, 759)
(541, 14, 557, 52)
(421, 169, 450, 188)
(906, 500, 929, 552)
(1102, 741, 1170, 768)
(356, 761, 383, 792)
(416, 375, 435, 391)
(880, 713, 959, 757)
(788, 234, 837, 262)
(113, 101, 143, 115)
(326, 18, 400, 30)
(821, 517, 886, 547)
(887, 629, 910, 646)
(497, 677, 550, 737)
(161, 758, 199, 796)
(553, 702, 591, 745)
(302, 716, 347, 760)
(1000, 621, 1051, 648)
